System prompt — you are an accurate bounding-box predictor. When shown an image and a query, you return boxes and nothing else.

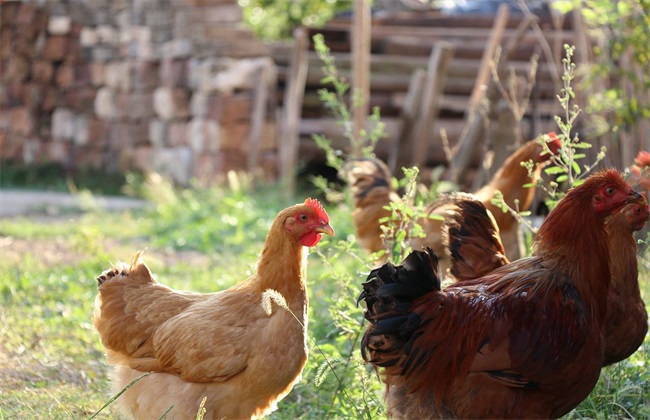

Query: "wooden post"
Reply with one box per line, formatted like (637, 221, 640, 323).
(391, 68, 425, 172)
(570, 9, 603, 164)
(410, 42, 454, 168)
(247, 62, 272, 174)
(485, 15, 536, 178)
(449, 4, 509, 184)
(351, 0, 371, 157)
(279, 27, 309, 193)
(468, 5, 510, 112)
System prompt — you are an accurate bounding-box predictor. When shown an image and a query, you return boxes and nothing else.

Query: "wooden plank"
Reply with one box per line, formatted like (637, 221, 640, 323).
(300, 70, 557, 98)
(482, 14, 537, 180)
(279, 27, 309, 193)
(410, 42, 454, 168)
(368, 12, 560, 29)
(299, 116, 556, 163)
(308, 54, 561, 79)
(300, 117, 402, 139)
(469, 6, 510, 110)
(570, 9, 602, 164)
(285, 12, 577, 175)
(275, 52, 562, 88)
(320, 21, 576, 43)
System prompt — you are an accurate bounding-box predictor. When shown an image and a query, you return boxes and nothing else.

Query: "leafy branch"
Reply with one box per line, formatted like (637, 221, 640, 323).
(491, 44, 608, 231)
(311, 33, 385, 175)
(376, 167, 445, 264)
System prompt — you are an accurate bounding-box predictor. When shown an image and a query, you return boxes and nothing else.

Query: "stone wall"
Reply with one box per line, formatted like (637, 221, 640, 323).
(0, 0, 278, 185)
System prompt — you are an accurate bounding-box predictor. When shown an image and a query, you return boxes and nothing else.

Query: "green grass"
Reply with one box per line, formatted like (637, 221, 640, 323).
(1, 184, 648, 419)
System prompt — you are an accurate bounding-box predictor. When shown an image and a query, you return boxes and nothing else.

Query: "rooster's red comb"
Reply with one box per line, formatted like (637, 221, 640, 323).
(304, 197, 329, 222)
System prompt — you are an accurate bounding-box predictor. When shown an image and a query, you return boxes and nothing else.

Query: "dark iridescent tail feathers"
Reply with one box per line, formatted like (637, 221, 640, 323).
(359, 248, 441, 367)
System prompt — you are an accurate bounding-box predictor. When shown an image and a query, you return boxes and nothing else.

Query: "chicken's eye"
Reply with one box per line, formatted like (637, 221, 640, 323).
(298, 214, 309, 221)
(605, 186, 616, 196)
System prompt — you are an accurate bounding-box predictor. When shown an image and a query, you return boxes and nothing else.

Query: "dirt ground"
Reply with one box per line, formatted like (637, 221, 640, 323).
(0, 189, 147, 218)
(0, 190, 209, 268)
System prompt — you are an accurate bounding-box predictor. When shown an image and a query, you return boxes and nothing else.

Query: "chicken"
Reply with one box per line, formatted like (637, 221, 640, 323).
(93, 198, 334, 419)
(630, 150, 650, 255)
(345, 157, 401, 257)
(443, 192, 509, 281)
(359, 170, 644, 418)
(602, 197, 649, 365)
(445, 192, 649, 366)
(630, 150, 650, 190)
(345, 135, 561, 269)
(472, 132, 561, 259)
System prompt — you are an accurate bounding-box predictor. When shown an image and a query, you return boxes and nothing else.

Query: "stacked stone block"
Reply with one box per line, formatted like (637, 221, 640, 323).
(1, 0, 277, 185)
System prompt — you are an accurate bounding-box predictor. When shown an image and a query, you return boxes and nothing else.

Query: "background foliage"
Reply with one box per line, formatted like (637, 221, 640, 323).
(239, 0, 351, 40)
(555, 0, 650, 136)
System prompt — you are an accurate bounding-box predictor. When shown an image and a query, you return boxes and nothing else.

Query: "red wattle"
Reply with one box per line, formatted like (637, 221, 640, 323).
(300, 232, 322, 247)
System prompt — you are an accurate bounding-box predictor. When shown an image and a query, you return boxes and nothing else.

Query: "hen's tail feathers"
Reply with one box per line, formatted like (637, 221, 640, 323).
(359, 248, 441, 367)
(443, 194, 510, 281)
(96, 250, 153, 287)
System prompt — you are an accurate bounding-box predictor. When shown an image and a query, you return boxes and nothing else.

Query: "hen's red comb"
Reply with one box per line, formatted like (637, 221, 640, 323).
(304, 198, 329, 222)
(546, 132, 562, 154)
(635, 150, 650, 168)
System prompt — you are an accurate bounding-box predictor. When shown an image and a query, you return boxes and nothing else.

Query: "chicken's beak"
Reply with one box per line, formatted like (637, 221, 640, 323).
(315, 224, 335, 237)
(627, 190, 647, 206)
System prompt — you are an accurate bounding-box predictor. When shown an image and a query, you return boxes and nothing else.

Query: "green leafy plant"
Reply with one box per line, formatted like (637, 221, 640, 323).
(311, 33, 385, 176)
(492, 44, 608, 230)
(239, 0, 348, 40)
(376, 167, 446, 263)
(311, 34, 445, 264)
(543, 45, 606, 197)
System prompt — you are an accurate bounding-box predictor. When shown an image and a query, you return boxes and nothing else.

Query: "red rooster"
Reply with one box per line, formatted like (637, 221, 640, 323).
(359, 170, 644, 418)
(445, 192, 649, 366)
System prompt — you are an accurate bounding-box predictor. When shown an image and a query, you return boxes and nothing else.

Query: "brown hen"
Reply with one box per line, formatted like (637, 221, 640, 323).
(630, 150, 650, 190)
(346, 135, 561, 270)
(93, 198, 334, 419)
